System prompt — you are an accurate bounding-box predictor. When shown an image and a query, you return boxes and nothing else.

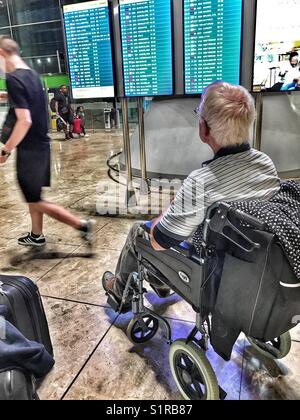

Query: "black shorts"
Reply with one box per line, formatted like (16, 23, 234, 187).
(17, 147, 51, 203)
(59, 112, 74, 126)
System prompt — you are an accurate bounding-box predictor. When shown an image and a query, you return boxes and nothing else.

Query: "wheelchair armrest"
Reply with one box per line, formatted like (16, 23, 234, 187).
(209, 203, 266, 253)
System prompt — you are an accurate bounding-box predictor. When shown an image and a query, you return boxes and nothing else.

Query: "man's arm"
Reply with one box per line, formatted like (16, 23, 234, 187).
(4, 108, 32, 152)
(149, 174, 206, 252)
(3, 77, 32, 152)
(150, 214, 168, 251)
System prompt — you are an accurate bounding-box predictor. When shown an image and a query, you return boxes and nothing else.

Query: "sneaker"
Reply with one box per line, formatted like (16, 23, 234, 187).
(18, 233, 46, 247)
(80, 219, 96, 246)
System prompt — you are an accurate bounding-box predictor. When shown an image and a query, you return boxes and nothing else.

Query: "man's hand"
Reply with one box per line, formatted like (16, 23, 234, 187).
(0, 155, 9, 165)
(150, 215, 166, 251)
(0, 91, 8, 101)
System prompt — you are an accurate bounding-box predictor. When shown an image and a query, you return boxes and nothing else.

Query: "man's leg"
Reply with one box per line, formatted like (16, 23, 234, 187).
(112, 222, 144, 299)
(29, 203, 43, 235)
(68, 114, 74, 138)
(33, 201, 82, 229)
(19, 201, 94, 246)
(103, 222, 170, 305)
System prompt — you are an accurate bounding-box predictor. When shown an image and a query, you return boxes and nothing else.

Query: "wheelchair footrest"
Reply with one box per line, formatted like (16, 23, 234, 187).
(107, 293, 120, 312)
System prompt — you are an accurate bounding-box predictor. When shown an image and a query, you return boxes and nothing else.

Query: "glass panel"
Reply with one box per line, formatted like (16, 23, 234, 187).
(12, 21, 64, 57)
(0, 0, 9, 28)
(25, 56, 60, 75)
(0, 27, 11, 36)
(8, 0, 60, 25)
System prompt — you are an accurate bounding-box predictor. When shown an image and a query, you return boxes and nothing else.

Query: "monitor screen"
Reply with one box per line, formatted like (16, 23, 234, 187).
(63, 0, 114, 99)
(184, 0, 243, 95)
(253, 0, 300, 93)
(119, 0, 173, 97)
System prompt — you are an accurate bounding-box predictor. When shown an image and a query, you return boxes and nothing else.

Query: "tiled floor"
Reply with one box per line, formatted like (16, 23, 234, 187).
(0, 131, 299, 400)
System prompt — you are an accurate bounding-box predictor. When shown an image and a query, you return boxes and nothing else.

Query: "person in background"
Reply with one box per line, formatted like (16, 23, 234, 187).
(279, 52, 300, 89)
(0, 36, 95, 247)
(76, 106, 88, 138)
(54, 85, 74, 140)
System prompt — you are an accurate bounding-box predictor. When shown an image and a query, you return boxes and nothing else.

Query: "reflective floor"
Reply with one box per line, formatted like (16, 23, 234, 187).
(0, 131, 299, 400)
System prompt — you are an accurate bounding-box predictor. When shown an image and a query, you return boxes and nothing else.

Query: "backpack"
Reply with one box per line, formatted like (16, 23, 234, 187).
(50, 98, 57, 113)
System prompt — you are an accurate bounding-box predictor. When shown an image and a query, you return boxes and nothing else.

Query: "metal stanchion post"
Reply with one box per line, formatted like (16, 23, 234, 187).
(137, 97, 150, 195)
(121, 97, 137, 207)
(254, 92, 263, 151)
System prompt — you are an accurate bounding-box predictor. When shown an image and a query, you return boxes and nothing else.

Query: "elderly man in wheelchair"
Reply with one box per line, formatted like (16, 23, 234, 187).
(102, 82, 300, 400)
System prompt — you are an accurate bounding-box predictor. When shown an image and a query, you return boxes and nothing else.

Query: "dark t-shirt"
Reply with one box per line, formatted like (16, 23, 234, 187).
(6, 69, 50, 150)
(54, 91, 71, 115)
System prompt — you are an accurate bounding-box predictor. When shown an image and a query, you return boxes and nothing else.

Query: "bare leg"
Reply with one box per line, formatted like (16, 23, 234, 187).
(29, 204, 44, 235)
(31, 201, 82, 230)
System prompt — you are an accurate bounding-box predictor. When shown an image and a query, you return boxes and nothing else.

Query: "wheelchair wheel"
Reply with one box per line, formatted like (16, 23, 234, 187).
(170, 340, 219, 400)
(127, 315, 159, 344)
(247, 332, 292, 360)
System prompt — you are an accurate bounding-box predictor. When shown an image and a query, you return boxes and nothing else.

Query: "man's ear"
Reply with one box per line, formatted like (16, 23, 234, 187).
(199, 119, 210, 143)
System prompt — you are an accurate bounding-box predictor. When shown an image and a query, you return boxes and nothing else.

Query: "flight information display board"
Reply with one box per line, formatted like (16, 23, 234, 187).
(119, 0, 173, 97)
(184, 0, 243, 94)
(63, 0, 114, 99)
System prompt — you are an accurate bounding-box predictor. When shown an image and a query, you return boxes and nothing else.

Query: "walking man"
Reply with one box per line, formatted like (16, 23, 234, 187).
(54, 85, 74, 140)
(0, 36, 94, 247)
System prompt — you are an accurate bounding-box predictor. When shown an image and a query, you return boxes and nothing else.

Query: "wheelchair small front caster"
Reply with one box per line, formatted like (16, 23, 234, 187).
(247, 332, 292, 360)
(169, 340, 220, 400)
(127, 315, 159, 344)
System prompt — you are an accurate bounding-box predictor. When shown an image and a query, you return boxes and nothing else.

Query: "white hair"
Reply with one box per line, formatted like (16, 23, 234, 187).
(198, 82, 256, 147)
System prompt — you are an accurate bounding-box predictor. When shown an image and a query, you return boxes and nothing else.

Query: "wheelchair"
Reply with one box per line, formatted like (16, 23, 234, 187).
(106, 203, 294, 400)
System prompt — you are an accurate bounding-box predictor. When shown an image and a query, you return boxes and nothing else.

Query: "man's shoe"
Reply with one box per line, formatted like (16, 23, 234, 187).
(18, 233, 46, 247)
(80, 219, 96, 246)
(102, 271, 118, 294)
(102, 271, 131, 313)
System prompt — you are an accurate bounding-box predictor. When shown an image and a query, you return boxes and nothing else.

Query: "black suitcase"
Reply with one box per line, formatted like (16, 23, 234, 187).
(0, 370, 39, 401)
(0, 275, 53, 356)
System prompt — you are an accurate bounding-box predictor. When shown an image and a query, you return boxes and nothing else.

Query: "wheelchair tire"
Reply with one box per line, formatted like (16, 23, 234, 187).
(247, 332, 292, 360)
(169, 340, 219, 401)
(127, 315, 159, 344)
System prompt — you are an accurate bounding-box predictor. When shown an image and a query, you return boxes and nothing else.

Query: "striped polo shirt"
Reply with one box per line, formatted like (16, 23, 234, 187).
(155, 144, 281, 247)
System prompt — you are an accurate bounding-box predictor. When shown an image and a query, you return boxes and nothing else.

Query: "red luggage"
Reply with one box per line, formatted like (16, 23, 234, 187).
(73, 117, 82, 135)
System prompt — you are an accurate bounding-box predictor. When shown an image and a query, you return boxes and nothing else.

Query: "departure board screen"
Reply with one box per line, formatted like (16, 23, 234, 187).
(63, 0, 114, 99)
(184, 0, 243, 95)
(253, 0, 300, 92)
(119, 0, 173, 97)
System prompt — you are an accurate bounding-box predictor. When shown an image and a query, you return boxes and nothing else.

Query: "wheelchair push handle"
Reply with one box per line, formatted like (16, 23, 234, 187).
(228, 207, 266, 231)
(208, 203, 266, 253)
